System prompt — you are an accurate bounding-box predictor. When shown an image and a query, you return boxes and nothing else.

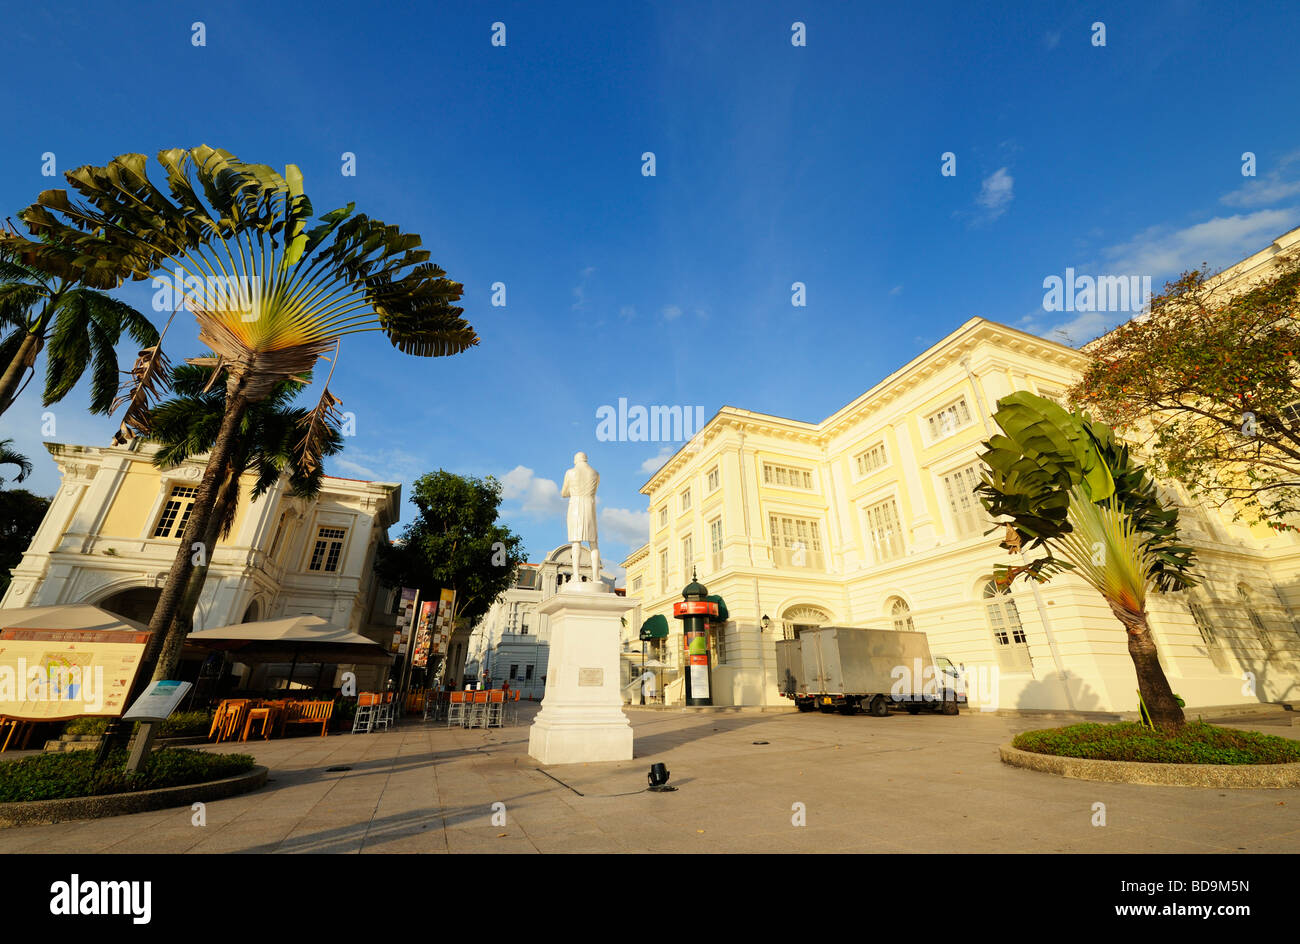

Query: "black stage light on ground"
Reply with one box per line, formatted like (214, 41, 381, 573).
(647, 763, 675, 791)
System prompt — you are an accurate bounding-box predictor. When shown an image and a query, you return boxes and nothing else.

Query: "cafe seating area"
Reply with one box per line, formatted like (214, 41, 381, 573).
(209, 698, 335, 743)
(438, 689, 521, 729)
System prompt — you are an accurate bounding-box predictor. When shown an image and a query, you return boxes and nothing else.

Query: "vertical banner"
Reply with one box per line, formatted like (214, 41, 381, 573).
(392, 587, 419, 653)
(433, 588, 456, 656)
(412, 600, 436, 669)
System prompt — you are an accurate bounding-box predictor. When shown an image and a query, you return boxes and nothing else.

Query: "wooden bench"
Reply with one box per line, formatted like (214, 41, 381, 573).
(279, 700, 333, 737)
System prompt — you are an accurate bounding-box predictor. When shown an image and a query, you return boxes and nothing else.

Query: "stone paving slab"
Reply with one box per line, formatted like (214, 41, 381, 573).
(0, 705, 1295, 853)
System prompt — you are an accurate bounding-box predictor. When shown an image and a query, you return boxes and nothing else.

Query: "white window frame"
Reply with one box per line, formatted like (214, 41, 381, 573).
(924, 397, 974, 444)
(983, 580, 1032, 674)
(768, 512, 824, 569)
(681, 534, 694, 582)
(706, 466, 720, 493)
(709, 516, 724, 571)
(659, 549, 669, 592)
(938, 461, 988, 540)
(151, 485, 198, 540)
(863, 497, 905, 564)
(762, 463, 815, 490)
(307, 526, 348, 573)
(658, 505, 669, 529)
(681, 488, 692, 513)
(854, 441, 889, 479)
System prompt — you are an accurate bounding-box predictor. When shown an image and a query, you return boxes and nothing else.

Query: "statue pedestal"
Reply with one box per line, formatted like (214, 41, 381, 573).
(528, 588, 635, 765)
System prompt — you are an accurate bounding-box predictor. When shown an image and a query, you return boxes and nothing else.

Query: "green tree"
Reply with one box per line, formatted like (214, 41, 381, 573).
(376, 471, 526, 632)
(976, 392, 1198, 731)
(1070, 252, 1300, 529)
(0, 248, 158, 416)
(0, 489, 50, 597)
(1, 146, 477, 772)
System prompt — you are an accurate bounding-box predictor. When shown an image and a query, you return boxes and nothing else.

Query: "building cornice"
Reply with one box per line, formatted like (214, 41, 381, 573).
(639, 317, 1085, 494)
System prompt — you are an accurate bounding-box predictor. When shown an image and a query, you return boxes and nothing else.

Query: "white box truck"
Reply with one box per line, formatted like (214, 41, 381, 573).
(775, 625, 965, 716)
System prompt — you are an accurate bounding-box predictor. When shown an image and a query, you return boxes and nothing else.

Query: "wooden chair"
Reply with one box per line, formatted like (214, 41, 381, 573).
(0, 717, 32, 752)
(215, 700, 252, 743)
(281, 700, 333, 737)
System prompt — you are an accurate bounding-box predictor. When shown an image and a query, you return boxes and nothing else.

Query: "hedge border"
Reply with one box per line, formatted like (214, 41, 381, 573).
(999, 745, 1300, 788)
(0, 765, 268, 828)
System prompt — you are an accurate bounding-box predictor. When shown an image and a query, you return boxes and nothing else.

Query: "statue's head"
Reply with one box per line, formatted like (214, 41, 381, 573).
(574, 451, 588, 465)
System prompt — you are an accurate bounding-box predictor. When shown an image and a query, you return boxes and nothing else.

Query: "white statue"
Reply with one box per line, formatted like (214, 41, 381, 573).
(562, 451, 601, 586)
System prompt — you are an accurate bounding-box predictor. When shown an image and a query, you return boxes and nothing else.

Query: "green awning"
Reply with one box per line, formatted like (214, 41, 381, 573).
(706, 595, 728, 622)
(639, 614, 669, 640)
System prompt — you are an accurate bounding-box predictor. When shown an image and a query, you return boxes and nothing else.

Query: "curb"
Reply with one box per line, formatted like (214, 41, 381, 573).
(999, 745, 1300, 789)
(0, 765, 269, 828)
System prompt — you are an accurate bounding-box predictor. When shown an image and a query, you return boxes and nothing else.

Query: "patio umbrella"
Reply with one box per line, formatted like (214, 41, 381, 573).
(185, 615, 393, 667)
(0, 603, 150, 634)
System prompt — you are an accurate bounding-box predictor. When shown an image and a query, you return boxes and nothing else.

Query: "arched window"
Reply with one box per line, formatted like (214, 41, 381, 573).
(887, 597, 914, 632)
(982, 580, 1032, 673)
(781, 605, 829, 640)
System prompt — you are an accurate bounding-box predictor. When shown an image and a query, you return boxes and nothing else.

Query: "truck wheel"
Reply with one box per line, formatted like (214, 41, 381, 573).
(941, 698, 960, 716)
(837, 700, 858, 716)
(797, 699, 815, 712)
(869, 696, 889, 717)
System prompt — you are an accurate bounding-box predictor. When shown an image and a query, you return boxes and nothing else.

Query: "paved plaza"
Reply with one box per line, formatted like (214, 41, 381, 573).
(2, 705, 1298, 853)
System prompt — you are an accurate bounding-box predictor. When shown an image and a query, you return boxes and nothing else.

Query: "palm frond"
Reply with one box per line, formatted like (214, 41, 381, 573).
(0, 438, 32, 484)
(111, 343, 173, 445)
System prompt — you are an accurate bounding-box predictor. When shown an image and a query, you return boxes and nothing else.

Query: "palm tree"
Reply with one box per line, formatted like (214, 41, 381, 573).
(1, 147, 478, 730)
(141, 361, 345, 679)
(976, 391, 1198, 731)
(0, 248, 158, 416)
(0, 438, 32, 486)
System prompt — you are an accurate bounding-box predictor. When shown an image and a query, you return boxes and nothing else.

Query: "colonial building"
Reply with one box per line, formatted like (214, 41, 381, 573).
(622, 300, 1300, 712)
(464, 545, 619, 697)
(1, 440, 405, 690)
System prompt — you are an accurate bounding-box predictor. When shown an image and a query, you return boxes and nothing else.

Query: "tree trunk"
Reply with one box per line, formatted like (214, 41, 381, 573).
(0, 331, 42, 414)
(152, 465, 237, 682)
(1111, 603, 1186, 732)
(111, 385, 253, 773)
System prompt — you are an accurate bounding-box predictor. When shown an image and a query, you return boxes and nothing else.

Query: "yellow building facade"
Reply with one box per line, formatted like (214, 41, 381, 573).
(2, 440, 408, 691)
(622, 316, 1300, 713)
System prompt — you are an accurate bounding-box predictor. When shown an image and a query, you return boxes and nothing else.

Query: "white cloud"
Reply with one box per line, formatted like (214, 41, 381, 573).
(599, 507, 649, 545)
(889, 284, 903, 296)
(572, 266, 596, 311)
(661, 304, 682, 321)
(1102, 208, 1300, 278)
(331, 457, 380, 480)
(1044, 30, 1061, 49)
(976, 168, 1014, 220)
(500, 465, 565, 517)
(1220, 152, 1300, 208)
(619, 305, 636, 320)
(639, 447, 674, 474)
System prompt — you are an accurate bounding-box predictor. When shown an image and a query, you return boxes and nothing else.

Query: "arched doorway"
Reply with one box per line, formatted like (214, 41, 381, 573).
(98, 587, 161, 624)
(242, 600, 260, 623)
(781, 605, 830, 639)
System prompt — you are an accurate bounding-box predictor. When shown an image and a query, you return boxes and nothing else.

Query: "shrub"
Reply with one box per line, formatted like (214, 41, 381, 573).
(1012, 721, 1300, 765)
(62, 711, 212, 740)
(0, 748, 255, 802)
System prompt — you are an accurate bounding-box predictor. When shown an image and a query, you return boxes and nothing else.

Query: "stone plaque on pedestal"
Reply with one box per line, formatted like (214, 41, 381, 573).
(527, 588, 635, 765)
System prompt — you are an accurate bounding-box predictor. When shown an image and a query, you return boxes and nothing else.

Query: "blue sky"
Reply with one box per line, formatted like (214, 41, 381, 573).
(2, 0, 1298, 579)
